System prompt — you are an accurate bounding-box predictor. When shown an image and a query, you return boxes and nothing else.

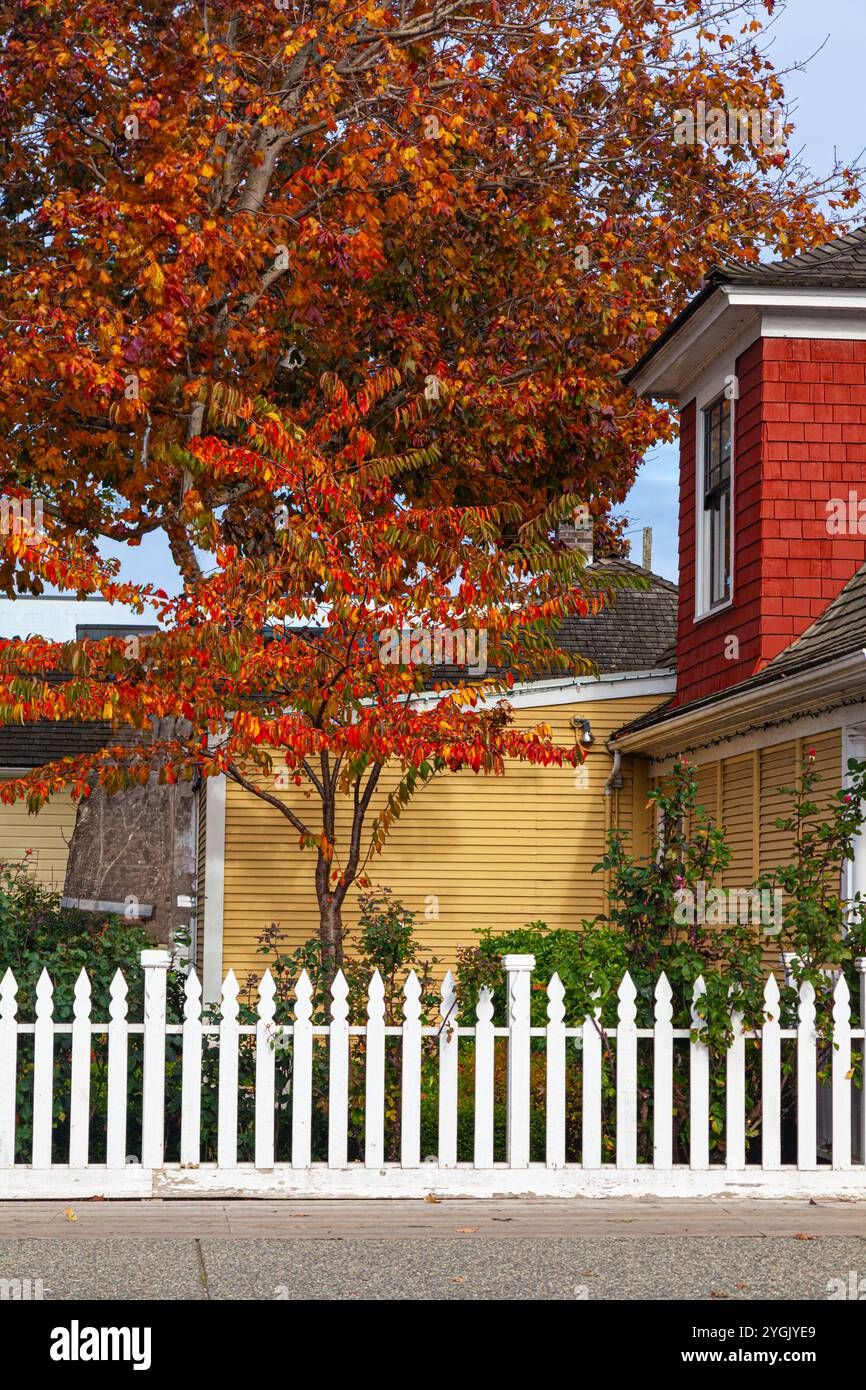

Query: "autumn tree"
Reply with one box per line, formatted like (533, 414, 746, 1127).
(0, 0, 859, 589)
(0, 378, 621, 970)
(0, 0, 861, 966)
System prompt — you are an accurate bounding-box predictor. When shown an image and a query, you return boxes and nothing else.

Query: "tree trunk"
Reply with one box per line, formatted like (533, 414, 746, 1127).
(316, 850, 344, 984)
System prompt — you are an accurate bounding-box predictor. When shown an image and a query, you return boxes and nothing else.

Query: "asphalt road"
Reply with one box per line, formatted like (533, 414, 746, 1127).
(1, 1199, 866, 1300)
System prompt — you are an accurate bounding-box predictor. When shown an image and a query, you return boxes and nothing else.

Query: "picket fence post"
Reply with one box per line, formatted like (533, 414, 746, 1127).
(218, 970, 240, 1168)
(689, 976, 709, 1170)
(69, 969, 92, 1168)
(581, 989, 602, 1168)
(762, 974, 781, 1170)
(503, 954, 534, 1168)
(856, 958, 866, 1166)
(328, 971, 349, 1169)
(106, 970, 129, 1168)
(797, 979, 817, 1169)
(141, 949, 171, 1169)
(32, 969, 54, 1168)
(438, 972, 458, 1168)
(365, 970, 385, 1167)
(474, 986, 495, 1167)
(400, 971, 421, 1168)
(546, 974, 566, 1169)
(254, 970, 275, 1170)
(0, 969, 17, 1169)
(292, 970, 314, 1168)
(616, 972, 638, 1168)
(726, 994, 746, 1170)
(832, 973, 851, 1170)
(653, 973, 673, 1169)
(180, 969, 203, 1168)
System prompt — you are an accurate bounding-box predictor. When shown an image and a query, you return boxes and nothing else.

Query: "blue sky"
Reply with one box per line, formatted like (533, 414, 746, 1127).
(625, 0, 866, 579)
(100, 0, 865, 594)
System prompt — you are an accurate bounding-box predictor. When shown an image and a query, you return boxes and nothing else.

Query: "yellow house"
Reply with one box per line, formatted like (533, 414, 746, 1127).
(193, 554, 678, 1000)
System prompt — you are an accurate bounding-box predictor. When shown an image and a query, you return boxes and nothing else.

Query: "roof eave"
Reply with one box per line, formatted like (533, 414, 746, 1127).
(611, 651, 866, 759)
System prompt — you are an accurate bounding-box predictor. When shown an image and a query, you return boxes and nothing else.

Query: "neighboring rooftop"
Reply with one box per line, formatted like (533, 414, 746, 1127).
(707, 225, 866, 291)
(624, 222, 866, 392)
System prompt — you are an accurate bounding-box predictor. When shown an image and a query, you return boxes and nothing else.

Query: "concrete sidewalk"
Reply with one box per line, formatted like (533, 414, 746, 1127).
(1, 1200, 865, 1299)
(1, 1196, 865, 1238)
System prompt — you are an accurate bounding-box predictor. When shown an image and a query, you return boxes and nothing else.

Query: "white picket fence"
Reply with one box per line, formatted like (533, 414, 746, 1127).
(1, 949, 866, 1198)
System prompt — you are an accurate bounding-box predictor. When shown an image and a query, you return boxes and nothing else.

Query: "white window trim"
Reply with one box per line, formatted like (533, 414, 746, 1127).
(694, 363, 736, 622)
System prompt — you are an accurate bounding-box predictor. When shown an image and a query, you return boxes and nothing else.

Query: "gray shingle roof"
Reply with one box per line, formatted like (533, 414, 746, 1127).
(427, 558, 678, 685)
(624, 223, 866, 387)
(708, 226, 866, 291)
(0, 720, 123, 769)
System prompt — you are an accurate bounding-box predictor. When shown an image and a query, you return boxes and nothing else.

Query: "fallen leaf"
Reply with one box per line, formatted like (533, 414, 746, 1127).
(452, 1276, 465, 1283)
(456, 1227, 477, 1233)
(64, 1207, 77, 1223)
(735, 1283, 748, 1289)
(424, 1194, 441, 1204)
(710, 1290, 728, 1299)
(794, 1232, 816, 1241)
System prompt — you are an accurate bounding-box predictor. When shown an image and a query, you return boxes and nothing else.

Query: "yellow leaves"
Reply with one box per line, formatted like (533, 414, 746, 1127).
(102, 701, 114, 719)
(200, 163, 216, 179)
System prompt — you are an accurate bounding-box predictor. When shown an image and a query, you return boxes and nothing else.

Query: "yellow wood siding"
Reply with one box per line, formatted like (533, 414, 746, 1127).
(0, 780, 77, 892)
(720, 754, 753, 889)
(221, 693, 665, 980)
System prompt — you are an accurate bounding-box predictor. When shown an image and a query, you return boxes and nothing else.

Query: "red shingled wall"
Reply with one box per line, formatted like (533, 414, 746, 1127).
(674, 336, 866, 708)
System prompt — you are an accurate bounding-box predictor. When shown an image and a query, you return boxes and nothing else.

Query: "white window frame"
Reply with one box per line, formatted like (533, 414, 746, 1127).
(694, 365, 736, 622)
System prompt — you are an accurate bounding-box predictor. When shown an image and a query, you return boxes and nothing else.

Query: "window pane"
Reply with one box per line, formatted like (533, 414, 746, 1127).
(702, 394, 732, 610)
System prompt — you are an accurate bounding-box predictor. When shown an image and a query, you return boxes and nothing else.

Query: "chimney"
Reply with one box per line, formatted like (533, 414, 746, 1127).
(642, 526, 652, 572)
(556, 511, 593, 563)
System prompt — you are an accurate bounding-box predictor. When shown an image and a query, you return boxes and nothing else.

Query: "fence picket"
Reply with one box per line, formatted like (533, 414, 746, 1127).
(0, 969, 18, 1169)
(400, 972, 421, 1168)
(217, 971, 239, 1169)
(69, 969, 92, 1169)
(32, 970, 54, 1168)
(653, 973, 673, 1169)
(797, 979, 817, 1169)
(546, 973, 566, 1169)
(726, 999, 746, 1169)
(141, 950, 170, 1169)
(254, 970, 275, 1170)
(292, 970, 314, 1168)
(690, 977, 709, 1169)
(365, 970, 385, 1167)
(180, 970, 203, 1168)
(832, 974, 852, 1170)
(438, 972, 459, 1168)
(328, 971, 349, 1169)
(504, 954, 534, 1168)
(761, 975, 781, 1170)
(582, 991, 602, 1168)
(857, 959, 866, 1167)
(474, 986, 495, 1168)
(616, 972, 638, 1167)
(106, 970, 128, 1168)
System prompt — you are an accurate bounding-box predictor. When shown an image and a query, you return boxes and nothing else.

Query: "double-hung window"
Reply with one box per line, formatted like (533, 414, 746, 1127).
(700, 393, 732, 612)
